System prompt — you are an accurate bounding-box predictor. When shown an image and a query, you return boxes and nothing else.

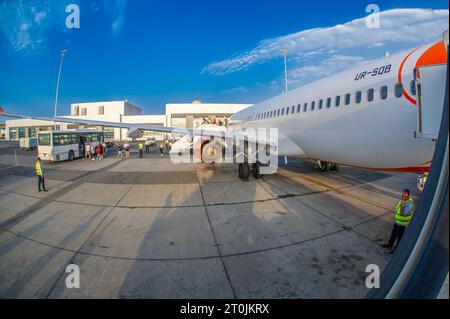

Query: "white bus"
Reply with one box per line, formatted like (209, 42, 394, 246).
(37, 130, 105, 162)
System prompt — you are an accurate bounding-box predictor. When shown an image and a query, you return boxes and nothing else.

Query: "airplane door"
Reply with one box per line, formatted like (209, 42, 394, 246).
(415, 63, 447, 139)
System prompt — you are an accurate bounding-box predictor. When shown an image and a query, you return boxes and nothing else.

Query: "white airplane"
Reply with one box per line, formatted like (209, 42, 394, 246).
(1, 30, 448, 183)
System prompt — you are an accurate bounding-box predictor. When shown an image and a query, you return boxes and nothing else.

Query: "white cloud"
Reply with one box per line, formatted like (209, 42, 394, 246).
(34, 11, 47, 25)
(202, 8, 449, 76)
(289, 54, 365, 82)
(101, 0, 127, 35)
(0, 0, 128, 54)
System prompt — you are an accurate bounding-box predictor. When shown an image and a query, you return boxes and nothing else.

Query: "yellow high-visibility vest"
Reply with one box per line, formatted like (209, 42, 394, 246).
(138, 143, 143, 150)
(35, 161, 42, 176)
(394, 198, 415, 226)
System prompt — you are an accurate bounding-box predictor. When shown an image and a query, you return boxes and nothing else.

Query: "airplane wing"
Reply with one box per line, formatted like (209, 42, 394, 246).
(0, 111, 180, 135)
(0, 110, 277, 148)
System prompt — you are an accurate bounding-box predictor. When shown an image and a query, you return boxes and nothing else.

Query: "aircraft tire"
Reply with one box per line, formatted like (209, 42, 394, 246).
(318, 160, 329, 172)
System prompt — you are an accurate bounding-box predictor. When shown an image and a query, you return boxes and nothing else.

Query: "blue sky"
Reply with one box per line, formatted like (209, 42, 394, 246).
(0, 0, 448, 120)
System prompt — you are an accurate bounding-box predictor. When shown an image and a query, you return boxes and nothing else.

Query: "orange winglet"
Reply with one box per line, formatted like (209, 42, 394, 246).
(0, 107, 4, 114)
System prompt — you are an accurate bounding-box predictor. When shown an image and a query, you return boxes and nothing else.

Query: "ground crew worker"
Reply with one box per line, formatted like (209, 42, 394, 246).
(145, 139, 151, 153)
(159, 141, 165, 157)
(35, 157, 48, 192)
(138, 142, 143, 158)
(383, 189, 415, 253)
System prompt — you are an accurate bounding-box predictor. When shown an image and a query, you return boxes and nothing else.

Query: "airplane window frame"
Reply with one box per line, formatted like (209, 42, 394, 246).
(303, 103, 308, 112)
(380, 86, 388, 100)
(367, 88, 374, 102)
(297, 104, 301, 113)
(345, 93, 351, 105)
(291, 105, 295, 114)
(355, 91, 362, 104)
(410, 80, 417, 96)
(335, 95, 341, 107)
(318, 99, 323, 110)
(326, 97, 331, 108)
(311, 101, 315, 111)
(395, 83, 403, 98)
(286, 107, 289, 115)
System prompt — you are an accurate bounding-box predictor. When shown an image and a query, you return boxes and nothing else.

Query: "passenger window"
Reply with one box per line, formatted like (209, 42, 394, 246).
(318, 99, 323, 110)
(355, 91, 362, 104)
(345, 93, 350, 105)
(410, 80, 416, 96)
(281, 108, 285, 116)
(297, 104, 301, 113)
(395, 83, 403, 98)
(380, 86, 388, 100)
(277, 109, 280, 116)
(311, 101, 315, 111)
(367, 88, 374, 102)
(291, 105, 295, 114)
(303, 103, 308, 112)
(286, 107, 289, 115)
(335, 96, 340, 107)
(326, 97, 331, 108)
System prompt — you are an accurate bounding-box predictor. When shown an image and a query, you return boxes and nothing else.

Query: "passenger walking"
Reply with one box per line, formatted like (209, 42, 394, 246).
(382, 189, 416, 254)
(35, 157, 48, 192)
(138, 142, 144, 158)
(90, 143, 95, 160)
(117, 144, 123, 159)
(145, 139, 151, 153)
(96, 144, 102, 160)
(102, 142, 107, 155)
(124, 142, 130, 158)
(159, 141, 164, 157)
(84, 144, 90, 160)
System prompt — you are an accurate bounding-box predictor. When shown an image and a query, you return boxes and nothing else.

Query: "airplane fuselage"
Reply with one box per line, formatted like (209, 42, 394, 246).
(230, 40, 448, 173)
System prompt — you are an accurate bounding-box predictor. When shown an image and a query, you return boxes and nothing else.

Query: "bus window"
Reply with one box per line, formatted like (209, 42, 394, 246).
(38, 133, 51, 146)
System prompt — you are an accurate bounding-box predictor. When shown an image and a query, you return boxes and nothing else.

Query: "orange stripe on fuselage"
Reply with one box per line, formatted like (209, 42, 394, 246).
(398, 48, 418, 105)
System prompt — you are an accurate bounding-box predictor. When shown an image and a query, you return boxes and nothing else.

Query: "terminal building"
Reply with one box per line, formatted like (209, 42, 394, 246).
(5, 99, 252, 141)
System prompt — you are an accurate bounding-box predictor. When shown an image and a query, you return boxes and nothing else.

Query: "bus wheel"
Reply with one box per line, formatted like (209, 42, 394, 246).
(68, 150, 74, 161)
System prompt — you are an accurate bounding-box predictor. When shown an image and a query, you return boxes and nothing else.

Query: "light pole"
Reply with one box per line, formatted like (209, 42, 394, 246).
(281, 49, 288, 94)
(54, 49, 68, 130)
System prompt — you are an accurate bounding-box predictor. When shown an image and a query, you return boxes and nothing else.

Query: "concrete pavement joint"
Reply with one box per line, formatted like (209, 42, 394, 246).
(44, 184, 134, 298)
(197, 177, 237, 299)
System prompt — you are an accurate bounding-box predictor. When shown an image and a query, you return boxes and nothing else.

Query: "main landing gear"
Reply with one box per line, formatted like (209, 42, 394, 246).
(238, 161, 262, 181)
(317, 160, 339, 172)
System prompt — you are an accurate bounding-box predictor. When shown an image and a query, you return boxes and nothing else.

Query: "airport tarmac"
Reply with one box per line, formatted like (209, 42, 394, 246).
(0, 142, 419, 298)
